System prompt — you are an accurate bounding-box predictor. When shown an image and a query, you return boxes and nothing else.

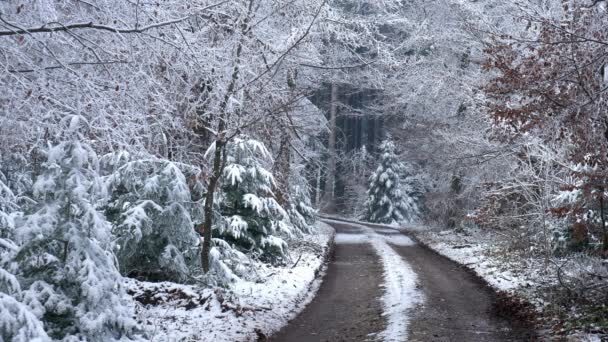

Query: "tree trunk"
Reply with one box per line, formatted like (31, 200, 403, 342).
(198, 0, 254, 273)
(315, 163, 322, 207)
(600, 193, 607, 253)
(273, 129, 291, 206)
(200, 140, 224, 272)
(323, 82, 338, 212)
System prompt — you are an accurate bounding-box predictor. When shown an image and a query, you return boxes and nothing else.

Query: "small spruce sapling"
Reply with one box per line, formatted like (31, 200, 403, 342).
(365, 138, 419, 224)
(0, 174, 50, 342)
(215, 136, 290, 268)
(286, 165, 317, 235)
(13, 116, 139, 341)
(104, 154, 202, 282)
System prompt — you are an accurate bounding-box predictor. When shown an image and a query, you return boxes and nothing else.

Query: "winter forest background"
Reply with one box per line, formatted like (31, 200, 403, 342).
(1, 0, 607, 340)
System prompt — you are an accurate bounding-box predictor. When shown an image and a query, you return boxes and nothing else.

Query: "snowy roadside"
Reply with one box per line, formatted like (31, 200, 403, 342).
(126, 221, 334, 342)
(412, 227, 607, 341)
(324, 218, 423, 341)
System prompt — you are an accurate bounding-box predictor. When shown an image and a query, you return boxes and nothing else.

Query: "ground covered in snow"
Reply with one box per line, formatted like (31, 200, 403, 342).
(413, 226, 607, 341)
(126, 221, 334, 341)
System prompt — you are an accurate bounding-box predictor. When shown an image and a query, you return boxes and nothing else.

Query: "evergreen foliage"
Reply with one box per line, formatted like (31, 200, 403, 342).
(10, 118, 139, 341)
(286, 167, 317, 235)
(365, 138, 420, 224)
(0, 174, 50, 342)
(215, 137, 290, 264)
(104, 154, 203, 282)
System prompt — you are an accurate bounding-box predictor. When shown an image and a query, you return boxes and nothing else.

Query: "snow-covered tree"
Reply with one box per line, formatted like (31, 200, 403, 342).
(0, 172, 49, 342)
(12, 117, 138, 340)
(286, 165, 317, 235)
(214, 137, 290, 266)
(104, 153, 203, 282)
(0, 274, 50, 342)
(0, 171, 17, 240)
(365, 138, 419, 224)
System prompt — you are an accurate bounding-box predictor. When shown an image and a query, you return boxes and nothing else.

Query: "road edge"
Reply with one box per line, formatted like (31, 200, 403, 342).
(264, 220, 336, 341)
(317, 215, 539, 339)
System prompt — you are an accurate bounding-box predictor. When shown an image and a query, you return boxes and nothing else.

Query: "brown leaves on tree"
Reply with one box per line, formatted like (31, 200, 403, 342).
(483, 4, 608, 252)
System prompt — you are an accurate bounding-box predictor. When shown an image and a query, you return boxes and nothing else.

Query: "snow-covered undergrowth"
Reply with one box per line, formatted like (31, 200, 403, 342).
(414, 227, 607, 341)
(324, 219, 422, 341)
(413, 229, 526, 291)
(127, 221, 334, 341)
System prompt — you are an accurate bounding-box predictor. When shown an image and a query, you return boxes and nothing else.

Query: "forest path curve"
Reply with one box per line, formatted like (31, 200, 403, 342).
(271, 219, 534, 342)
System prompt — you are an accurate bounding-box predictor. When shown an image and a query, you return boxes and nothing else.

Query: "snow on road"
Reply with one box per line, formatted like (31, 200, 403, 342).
(334, 233, 369, 244)
(384, 235, 416, 246)
(335, 231, 415, 247)
(325, 219, 423, 341)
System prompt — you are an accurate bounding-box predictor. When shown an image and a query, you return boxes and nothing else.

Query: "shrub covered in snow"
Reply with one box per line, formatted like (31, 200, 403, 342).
(286, 166, 317, 235)
(0, 171, 18, 241)
(0, 175, 49, 342)
(104, 154, 203, 282)
(0, 279, 50, 342)
(8, 119, 139, 340)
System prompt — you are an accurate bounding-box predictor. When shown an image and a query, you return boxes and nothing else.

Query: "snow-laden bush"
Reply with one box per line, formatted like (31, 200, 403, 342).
(0, 270, 50, 342)
(366, 138, 420, 224)
(0, 151, 36, 204)
(286, 166, 317, 235)
(0, 175, 50, 342)
(103, 154, 203, 282)
(214, 137, 291, 269)
(11, 118, 139, 341)
(0, 171, 18, 240)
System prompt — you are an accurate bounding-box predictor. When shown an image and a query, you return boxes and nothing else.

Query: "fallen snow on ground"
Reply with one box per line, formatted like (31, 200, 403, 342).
(128, 221, 334, 341)
(412, 228, 537, 292)
(324, 219, 423, 341)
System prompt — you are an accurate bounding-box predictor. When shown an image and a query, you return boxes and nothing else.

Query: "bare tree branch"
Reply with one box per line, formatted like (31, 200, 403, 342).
(0, 0, 228, 37)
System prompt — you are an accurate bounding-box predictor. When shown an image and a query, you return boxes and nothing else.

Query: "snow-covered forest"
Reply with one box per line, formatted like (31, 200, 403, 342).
(1, 0, 607, 341)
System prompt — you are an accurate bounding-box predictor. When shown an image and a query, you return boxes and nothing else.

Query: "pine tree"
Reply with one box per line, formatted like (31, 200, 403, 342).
(104, 154, 202, 282)
(0, 281, 50, 342)
(365, 138, 419, 224)
(0, 173, 50, 342)
(0, 170, 17, 240)
(215, 137, 290, 268)
(12, 117, 138, 341)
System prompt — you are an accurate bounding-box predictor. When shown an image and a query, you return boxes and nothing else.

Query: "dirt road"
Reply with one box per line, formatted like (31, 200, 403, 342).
(271, 220, 534, 341)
